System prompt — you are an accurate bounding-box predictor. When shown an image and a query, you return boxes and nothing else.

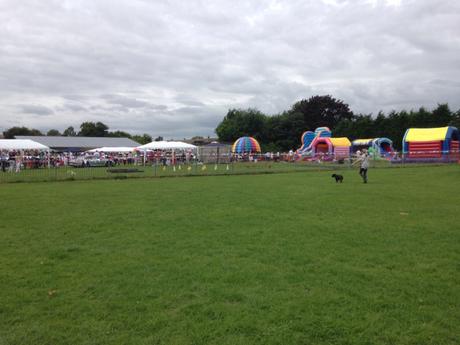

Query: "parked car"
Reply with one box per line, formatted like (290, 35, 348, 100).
(69, 155, 113, 167)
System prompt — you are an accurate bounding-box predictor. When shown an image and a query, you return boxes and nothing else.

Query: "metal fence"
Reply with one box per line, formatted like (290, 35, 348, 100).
(0, 152, 458, 184)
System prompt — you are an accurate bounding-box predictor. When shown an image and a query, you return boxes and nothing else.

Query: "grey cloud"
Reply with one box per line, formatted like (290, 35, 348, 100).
(175, 97, 206, 107)
(19, 104, 54, 116)
(61, 103, 87, 112)
(101, 94, 150, 108)
(147, 104, 169, 111)
(1, 0, 460, 137)
(62, 94, 88, 101)
(430, 79, 460, 88)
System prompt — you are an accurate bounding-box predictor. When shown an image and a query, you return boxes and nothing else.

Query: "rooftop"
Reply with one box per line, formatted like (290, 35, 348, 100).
(15, 136, 140, 149)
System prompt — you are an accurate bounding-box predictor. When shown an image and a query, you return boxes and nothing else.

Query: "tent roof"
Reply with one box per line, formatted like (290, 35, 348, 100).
(0, 139, 49, 150)
(404, 127, 451, 142)
(15, 136, 140, 148)
(137, 141, 197, 150)
(330, 137, 351, 147)
(87, 146, 136, 153)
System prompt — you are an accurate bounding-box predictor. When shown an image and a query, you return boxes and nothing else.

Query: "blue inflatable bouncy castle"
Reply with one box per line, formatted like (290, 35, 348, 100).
(352, 138, 394, 158)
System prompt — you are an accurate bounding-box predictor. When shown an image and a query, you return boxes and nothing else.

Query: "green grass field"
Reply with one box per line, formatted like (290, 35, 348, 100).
(1, 165, 459, 344)
(0, 159, 395, 183)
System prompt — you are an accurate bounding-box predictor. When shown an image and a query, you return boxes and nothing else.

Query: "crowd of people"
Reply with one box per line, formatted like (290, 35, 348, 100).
(1, 150, 49, 172)
(0, 150, 142, 172)
(0, 147, 383, 174)
(0, 149, 201, 172)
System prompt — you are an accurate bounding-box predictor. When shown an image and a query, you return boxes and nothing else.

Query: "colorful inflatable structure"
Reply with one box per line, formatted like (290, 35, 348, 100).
(311, 137, 351, 159)
(402, 126, 459, 161)
(232, 136, 261, 154)
(297, 127, 331, 154)
(297, 127, 351, 160)
(352, 138, 394, 157)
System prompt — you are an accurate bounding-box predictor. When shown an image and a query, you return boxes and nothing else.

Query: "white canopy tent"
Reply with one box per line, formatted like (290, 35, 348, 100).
(0, 139, 51, 167)
(137, 141, 197, 150)
(87, 146, 137, 153)
(136, 141, 197, 166)
(0, 139, 50, 150)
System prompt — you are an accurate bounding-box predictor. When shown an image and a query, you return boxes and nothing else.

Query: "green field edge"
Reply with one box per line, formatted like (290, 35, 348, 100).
(0, 161, 456, 185)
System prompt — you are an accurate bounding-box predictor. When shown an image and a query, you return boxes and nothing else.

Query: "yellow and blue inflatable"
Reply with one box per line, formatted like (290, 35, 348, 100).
(402, 126, 459, 161)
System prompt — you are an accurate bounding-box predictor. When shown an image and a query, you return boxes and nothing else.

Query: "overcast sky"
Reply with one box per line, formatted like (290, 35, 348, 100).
(1, 0, 459, 138)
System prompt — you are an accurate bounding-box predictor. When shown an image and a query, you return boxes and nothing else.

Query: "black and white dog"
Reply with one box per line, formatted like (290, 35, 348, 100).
(331, 174, 344, 183)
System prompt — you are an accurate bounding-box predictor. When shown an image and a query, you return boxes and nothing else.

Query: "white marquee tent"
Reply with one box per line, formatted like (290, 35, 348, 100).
(137, 141, 197, 150)
(0, 139, 50, 150)
(87, 146, 137, 153)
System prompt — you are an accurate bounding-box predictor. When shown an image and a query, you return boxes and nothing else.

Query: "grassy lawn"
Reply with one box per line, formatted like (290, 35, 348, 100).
(0, 160, 394, 183)
(1, 165, 459, 344)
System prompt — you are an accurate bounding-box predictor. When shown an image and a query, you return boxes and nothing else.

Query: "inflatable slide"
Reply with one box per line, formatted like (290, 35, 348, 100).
(297, 127, 331, 155)
(296, 127, 351, 160)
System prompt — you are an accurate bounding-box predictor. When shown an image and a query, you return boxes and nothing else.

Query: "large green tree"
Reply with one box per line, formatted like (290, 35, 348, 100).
(264, 111, 306, 151)
(215, 96, 355, 151)
(63, 126, 76, 136)
(107, 130, 132, 138)
(450, 110, 460, 129)
(289, 95, 354, 130)
(78, 122, 109, 137)
(46, 129, 61, 136)
(215, 108, 267, 143)
(3, 126, 43, 139)
(131, 134, 152, 145)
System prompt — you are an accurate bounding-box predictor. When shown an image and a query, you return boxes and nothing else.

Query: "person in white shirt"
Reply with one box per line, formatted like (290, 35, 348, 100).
(353, 150, 370, 183)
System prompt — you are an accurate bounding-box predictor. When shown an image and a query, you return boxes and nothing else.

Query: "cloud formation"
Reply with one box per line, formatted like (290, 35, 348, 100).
(1, 0, 459, 138)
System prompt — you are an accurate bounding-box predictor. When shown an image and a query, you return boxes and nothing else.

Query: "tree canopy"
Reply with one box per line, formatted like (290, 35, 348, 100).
(78, 122, 109, 137)
(2, 122, 153, 145)
(63, 126, 76, 136)
(214, 96, 459, 151)
(290, 95, 354, 130)
(2, 97, 458, 152)
(215, 108, 267, 143)
(46, 129, 61, 136)
(132, 134, 153, 145)
(215, 95, 355, 151)
(3, 126, 43, 139)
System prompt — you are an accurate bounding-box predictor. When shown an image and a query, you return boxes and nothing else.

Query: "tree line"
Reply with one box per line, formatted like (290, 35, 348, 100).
(216, 95, 460, 151)
(2, 122, 154, 145)
(3, 97, 459, 151)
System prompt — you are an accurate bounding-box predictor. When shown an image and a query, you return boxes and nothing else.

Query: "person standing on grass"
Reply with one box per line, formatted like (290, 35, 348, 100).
(353, 149, 370, 183)
(1, 150, 9, 172)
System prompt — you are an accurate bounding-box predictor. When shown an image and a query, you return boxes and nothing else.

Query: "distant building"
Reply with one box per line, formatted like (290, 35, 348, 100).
(198, 141, 232, 163)
(15, 136, 140, 152)
(183, 137, 220, 146)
